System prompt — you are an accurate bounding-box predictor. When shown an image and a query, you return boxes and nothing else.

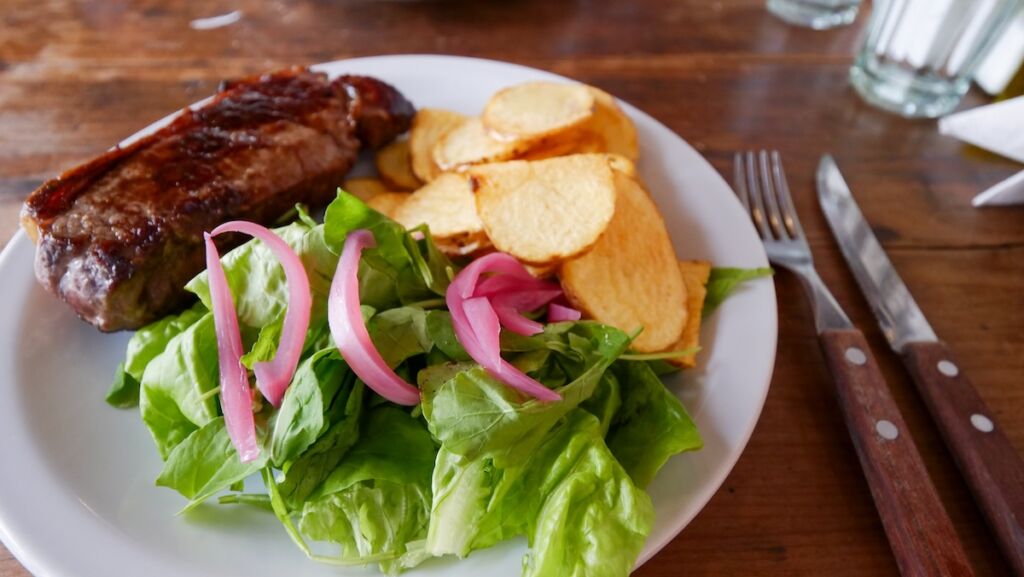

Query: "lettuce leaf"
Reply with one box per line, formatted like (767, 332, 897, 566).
(521, 411, 653, 577)
(156, 416, 268, 511)
(139, 312, 220, 458)
(299, 406, 437, 575)
(607, 361, 702, 488)
(418, 323, 630, 467)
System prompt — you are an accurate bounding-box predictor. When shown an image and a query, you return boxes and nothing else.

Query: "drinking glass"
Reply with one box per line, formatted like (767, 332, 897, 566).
(767, 0, 862, 29)
(850, 0, 1023, 118)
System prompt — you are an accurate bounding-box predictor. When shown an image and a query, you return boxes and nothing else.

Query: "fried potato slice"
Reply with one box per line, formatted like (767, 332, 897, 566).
(434, 234, 492, 257)
(433, 117, 532, 172)
(560, 172, 686, 352)
(366, 192, 410, 219)
(375, 139, 421, 191)
(667, 260, 712, 368)
(470, 154, 616, 265)
(343, 177, 392, 202)
(580, 86, 639, 161)
(483, 82, 595, 142)
(409, 108, 468, 182)
(605, 153, 636, 177)
(394, 173, 485, 241)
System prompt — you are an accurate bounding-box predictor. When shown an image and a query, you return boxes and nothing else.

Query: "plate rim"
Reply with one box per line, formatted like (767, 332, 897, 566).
(0, 53, 776, 577)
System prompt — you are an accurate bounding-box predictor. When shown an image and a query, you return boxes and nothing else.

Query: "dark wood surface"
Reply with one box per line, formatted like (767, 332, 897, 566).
(819, 329, 973, 577)
(1, 1, 1022, 575)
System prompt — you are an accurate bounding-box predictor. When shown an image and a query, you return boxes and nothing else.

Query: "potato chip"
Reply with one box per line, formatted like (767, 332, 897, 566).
(667, 260, 712, 368)
(525, 262, 558, 279)
(560, 172, 686, 352)
(433, 117, 532, 172)
(605, 153, 636, 177)
(366, 192, 410, 219)
(470, 154, 616, 265)
(483, 82, 595, 142)
(580, 87, 639, 161)
(375, 139, 421, 191)
(394, 173, 485, 241)
(342, 177, 392, 202)
(409, 108, 468, 182)
(434, 234, 492, 257)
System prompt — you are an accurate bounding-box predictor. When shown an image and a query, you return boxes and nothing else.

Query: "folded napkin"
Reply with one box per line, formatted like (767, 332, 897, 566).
(939, 96, 1024, 206)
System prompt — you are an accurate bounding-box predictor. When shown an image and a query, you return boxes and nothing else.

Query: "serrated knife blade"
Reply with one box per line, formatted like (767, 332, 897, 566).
(815, 155, 937, 352)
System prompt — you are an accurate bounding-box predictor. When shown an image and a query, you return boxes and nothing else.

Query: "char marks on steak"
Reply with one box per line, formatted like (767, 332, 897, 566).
(21, 68, 414, 331)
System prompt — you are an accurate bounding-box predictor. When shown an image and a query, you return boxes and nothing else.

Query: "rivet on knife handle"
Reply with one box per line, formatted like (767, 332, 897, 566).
(819, 329, 974, 577)
(902, 341, 1024, 575)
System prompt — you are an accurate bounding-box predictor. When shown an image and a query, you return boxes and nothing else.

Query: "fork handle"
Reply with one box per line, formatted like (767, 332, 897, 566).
(901, 341, 1024, 575)
(819, 329, 973, 577)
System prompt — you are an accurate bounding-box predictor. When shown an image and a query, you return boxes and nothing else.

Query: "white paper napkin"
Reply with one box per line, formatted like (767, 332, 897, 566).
(939, 96, 1024, 206)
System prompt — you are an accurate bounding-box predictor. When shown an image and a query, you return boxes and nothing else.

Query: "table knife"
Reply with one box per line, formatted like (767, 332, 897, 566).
(817, 155, 1024, 575)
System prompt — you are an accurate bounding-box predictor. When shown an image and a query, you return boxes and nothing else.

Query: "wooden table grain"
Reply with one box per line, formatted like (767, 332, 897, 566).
(1, 1, 1021, 575)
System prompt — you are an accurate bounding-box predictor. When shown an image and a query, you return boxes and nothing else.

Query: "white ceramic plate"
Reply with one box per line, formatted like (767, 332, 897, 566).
(0, 55, 776, 577)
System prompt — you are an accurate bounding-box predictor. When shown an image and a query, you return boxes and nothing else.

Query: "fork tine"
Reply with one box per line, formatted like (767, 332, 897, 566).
(733, 152, 750, 211)
(770, 151, 804, 239)
(758, 150, 790, 240)
(744, 151, 773, 240)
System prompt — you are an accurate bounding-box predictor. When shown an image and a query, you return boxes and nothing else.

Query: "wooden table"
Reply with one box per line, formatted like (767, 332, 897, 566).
(1, 1, 1021, 575)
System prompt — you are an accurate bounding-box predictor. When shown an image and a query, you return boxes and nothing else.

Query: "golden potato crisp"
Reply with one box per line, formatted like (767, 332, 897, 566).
(342, 178, 392, 202)
(433, 117, 531, 172)
(667, 260, 712, 368)
(483, 82, 595, 142)
(375, 139, 421, 191)
(366, 192, 410, 219)
(560, 172, 686, 352)
(394, 173, 486, 242)
(409, 108, 468, 181)
(470, 154, 616, 265)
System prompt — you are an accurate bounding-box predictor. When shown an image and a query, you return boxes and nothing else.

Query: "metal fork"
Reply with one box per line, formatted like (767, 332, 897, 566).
(734, 151, 974, 577)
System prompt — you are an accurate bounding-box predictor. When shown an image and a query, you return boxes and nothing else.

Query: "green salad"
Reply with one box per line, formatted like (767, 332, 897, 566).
(106, 190, 766, 576)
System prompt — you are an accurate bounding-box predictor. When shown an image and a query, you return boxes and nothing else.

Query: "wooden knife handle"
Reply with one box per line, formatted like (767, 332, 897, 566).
(902, 341, 1024, 575)
(819, 329, 974, 577)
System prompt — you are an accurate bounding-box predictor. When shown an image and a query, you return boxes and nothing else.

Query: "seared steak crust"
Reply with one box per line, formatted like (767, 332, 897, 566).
(22, 68, 414, 331)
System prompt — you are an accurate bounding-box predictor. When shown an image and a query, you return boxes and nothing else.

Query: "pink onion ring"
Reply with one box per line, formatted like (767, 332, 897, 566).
(204, 233, 260, 462)
(548, 302, 582, 322)
(446, 253, 561, 402)
(462, 297, 502, 368)
(490, 289, 562, 336)
(211, 221, 312, 408)
(328, 230, 420, 405)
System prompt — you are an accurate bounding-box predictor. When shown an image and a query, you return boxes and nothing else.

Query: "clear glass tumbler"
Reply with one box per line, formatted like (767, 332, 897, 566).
(851, 0, 1023, 118)
(767, 0, 862, 29)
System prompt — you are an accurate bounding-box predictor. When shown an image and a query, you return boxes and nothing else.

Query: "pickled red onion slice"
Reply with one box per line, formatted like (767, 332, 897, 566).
(490, 289, 562, 336)
(204, 233, 260, 463)
(328, 230, 420, 405)
(548, 302, 582, 322)
(211, 221, 312, 408)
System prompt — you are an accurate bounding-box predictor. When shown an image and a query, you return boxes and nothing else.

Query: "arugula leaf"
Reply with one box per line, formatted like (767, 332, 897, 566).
(299, 406, 437, 575)
(269, 348, 348, 467)
(424, 310, 470, 361)
(702, 267, 773, 317)
(139, 313, 220, 459)
(156, 417, 268, 511)
(278, 381, 364, 509)
(368, 307, 432, 368)
(606, 361, 703, 488)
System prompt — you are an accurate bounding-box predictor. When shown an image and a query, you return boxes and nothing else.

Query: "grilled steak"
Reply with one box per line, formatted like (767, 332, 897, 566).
(21, 68, 414, 331)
